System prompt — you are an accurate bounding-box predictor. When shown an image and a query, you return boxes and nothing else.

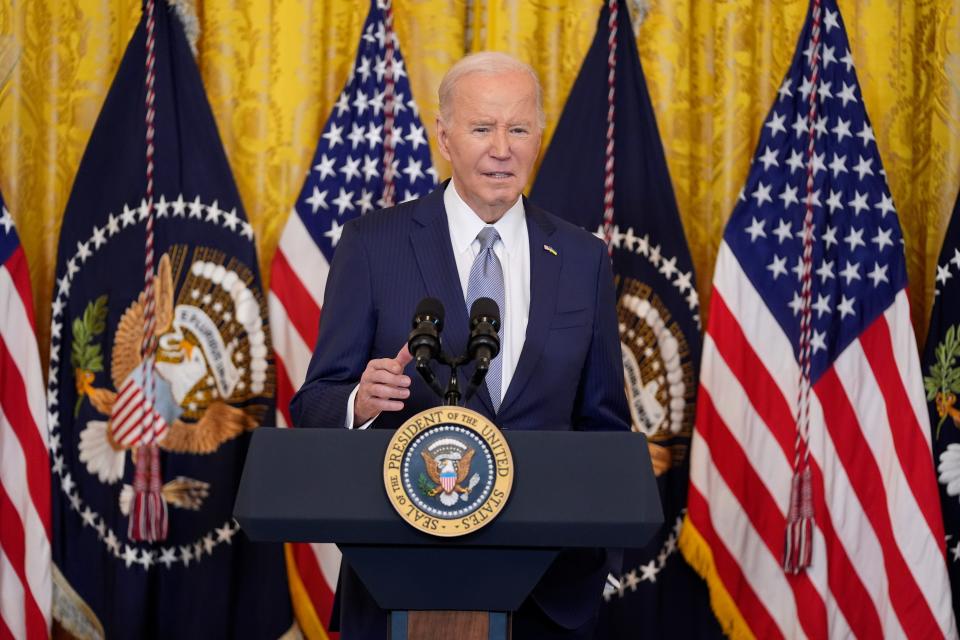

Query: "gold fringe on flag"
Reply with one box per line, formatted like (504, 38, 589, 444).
(678, 515, 756, 640)
(284, 545, 331, 640)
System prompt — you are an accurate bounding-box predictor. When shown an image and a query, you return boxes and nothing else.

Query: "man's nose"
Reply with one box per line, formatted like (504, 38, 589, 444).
(489, 127, 510, 158)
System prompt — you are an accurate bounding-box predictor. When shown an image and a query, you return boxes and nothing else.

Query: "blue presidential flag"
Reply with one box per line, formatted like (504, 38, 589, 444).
(530, 0, 719, 636)
(47, 3, 292, 638)
(925, 184, 960, 620)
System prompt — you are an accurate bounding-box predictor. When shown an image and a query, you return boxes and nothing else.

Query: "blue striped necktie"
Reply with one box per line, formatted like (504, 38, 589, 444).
(465, 226, 505, 410)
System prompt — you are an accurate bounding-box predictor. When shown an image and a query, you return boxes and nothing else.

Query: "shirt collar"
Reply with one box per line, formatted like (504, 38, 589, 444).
(444, 180, 525, 255)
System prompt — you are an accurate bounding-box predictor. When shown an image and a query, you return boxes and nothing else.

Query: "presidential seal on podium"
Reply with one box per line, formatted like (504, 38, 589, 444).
(383, 407, 513, 537)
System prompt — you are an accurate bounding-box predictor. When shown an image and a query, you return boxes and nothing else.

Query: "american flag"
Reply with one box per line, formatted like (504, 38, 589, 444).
(0, 195, 51, 639)
(680, 1, 957, 638)
(268, 0, 436, 633)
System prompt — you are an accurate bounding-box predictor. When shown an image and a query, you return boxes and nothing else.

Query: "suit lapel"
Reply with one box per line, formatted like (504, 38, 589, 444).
(474, 375, 495, 415)
(498, 202, 559, 419)
(410, 185, 470, 359)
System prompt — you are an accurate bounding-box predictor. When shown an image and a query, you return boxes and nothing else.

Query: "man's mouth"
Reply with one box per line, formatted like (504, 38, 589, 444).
(482, 172, 514, 179)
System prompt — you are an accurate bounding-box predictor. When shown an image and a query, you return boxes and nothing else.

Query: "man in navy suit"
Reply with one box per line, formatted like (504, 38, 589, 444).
(291, 51, 630, 639)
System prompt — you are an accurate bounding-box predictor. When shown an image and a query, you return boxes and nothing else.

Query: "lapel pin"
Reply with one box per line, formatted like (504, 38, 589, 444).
(543, 244, 557, 256)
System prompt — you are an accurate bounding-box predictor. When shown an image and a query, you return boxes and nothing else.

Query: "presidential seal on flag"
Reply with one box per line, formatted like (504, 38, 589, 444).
(617, 267, 698, 476)
(384, 407, 513, 537)
(50, 198, 271, 554)
(67, 221, 270, 491)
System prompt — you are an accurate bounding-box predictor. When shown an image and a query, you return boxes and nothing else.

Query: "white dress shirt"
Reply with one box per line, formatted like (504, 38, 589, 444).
(346, 180, 531, 427)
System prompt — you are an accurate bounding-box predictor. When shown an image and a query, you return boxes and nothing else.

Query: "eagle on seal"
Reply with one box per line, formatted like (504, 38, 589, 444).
(77, 250, 261, 513)
(421, 448, 476, 507)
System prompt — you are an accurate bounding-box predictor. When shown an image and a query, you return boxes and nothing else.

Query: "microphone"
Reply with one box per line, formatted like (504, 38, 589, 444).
(408, 297, 445, 367)
(468, 297, 501, 378)
(408, 297, 446, 400)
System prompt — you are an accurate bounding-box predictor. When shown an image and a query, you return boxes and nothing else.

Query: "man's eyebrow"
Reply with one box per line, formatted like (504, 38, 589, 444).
(465, 118, 533, 127)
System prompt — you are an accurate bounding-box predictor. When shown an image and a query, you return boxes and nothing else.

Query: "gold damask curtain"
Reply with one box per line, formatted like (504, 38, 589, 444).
(1, 0, 958, 367)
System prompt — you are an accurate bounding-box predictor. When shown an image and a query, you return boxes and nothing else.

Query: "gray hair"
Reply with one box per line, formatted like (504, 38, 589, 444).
(438, 51, 545, 130)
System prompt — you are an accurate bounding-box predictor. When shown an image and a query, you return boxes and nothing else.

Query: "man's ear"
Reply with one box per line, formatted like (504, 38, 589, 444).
(436, 117, 452, 162)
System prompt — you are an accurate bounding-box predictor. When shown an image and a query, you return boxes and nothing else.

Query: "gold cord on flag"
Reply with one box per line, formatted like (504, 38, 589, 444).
(600, 0, 617, 252)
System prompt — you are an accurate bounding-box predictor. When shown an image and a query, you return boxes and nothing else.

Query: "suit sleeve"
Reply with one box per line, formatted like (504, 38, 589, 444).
(290, 222, 375, 428)
(572, 238, 630, 432)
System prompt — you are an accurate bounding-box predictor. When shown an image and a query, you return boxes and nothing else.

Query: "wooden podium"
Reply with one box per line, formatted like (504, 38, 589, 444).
(234, 428, 662, 639)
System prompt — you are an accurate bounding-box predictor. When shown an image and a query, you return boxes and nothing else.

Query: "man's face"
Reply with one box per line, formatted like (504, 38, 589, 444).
(436, 70, 542, 222)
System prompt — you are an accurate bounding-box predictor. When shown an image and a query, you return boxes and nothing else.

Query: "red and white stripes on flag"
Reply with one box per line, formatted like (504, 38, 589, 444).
(0, 204, 51, 640)
(109, 372, 169, 448)
(271, 212, 326, 432)
(269, 214, 341, 636)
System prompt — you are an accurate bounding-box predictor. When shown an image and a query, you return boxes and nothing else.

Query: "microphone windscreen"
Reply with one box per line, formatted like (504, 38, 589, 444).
(470, 297, 500, 324)
(414, 297, 445, 324)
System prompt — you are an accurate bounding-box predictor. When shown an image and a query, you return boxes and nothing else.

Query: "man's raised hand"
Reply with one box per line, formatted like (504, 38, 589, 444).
(353, 345, 414, 426)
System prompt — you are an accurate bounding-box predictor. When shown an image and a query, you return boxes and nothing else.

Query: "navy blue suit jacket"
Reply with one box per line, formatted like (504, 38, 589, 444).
(290, 183, 630, 637)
